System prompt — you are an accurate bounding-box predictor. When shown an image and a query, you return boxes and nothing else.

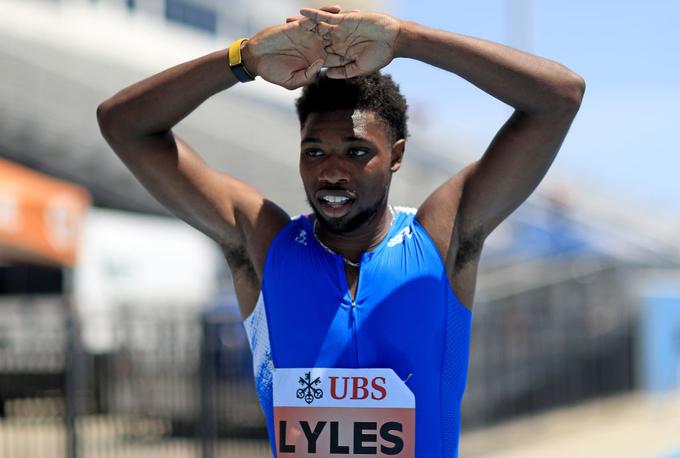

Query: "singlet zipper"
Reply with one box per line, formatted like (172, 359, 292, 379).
(350, 265, 361, 368)
(350, 298, 358, 367)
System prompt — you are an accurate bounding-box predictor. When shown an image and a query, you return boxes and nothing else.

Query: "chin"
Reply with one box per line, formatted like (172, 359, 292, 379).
(313, 203, 379, 235)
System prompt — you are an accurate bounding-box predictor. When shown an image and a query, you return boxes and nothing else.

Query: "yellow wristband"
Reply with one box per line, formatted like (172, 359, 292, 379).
(228, 38, 256, 82)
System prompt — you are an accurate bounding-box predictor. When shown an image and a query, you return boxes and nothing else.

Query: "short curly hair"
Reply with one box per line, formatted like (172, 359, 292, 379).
(295, 72, 409, 143)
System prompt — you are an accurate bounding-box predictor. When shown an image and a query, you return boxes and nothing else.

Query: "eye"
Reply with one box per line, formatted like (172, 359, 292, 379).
(303, 149, 324, 158)
(348, 148, 371, 158)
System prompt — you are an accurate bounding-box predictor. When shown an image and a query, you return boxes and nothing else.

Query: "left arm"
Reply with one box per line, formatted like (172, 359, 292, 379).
(300, 9, 584, 252)
(394, 21, 585, 254)
(299, 9, 585, 308)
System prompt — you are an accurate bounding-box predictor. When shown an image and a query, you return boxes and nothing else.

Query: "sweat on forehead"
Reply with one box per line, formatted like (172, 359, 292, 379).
(301, 109, 393, 144)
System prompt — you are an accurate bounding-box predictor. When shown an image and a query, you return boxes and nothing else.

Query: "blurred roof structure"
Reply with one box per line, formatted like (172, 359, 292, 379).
(1, 0, 678, 285)
(0, 0, 439, 213)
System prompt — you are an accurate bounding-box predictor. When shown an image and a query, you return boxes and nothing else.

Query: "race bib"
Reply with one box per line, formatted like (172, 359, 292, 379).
(273, 368, 415, 457)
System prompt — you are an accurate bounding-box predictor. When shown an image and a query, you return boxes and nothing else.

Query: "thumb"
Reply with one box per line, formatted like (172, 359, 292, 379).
(326, 61, 361, 79)
(286, 58, 324, 89)
(304, 58, 325, 81)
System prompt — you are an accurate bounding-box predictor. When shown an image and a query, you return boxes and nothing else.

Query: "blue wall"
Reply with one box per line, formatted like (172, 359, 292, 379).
(640, 291, 680, 393)
(165, 0, 217, 34)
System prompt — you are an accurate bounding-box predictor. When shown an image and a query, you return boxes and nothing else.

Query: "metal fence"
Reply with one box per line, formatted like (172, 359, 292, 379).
(464, 256, 636, 427)
(0, 296, 272, 458)
(0, 256, 637, 457)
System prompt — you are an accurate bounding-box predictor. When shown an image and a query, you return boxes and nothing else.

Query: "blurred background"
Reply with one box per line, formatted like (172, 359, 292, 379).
(1, 0, 679, 457)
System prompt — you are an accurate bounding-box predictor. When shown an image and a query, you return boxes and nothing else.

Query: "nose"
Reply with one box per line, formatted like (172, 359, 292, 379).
(317, 155, 350, 185)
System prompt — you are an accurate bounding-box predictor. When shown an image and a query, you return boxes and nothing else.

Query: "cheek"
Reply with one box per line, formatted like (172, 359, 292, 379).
(299, 166, 324, 202)
(358, 167, 390, 195)
(298, 161, 312, 183)
(301, 175, 314, 196)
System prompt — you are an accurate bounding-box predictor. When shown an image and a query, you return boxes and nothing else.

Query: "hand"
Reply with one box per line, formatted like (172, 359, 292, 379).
(243, 5, 342, 89)
(299, 8, 401, 79)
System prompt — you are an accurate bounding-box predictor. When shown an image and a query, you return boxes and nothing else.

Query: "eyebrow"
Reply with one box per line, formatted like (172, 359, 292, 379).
(301, 135, 373, 144)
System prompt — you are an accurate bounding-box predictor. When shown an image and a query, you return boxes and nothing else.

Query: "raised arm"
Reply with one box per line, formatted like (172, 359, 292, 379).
(395, 21, 585, 257)
(299, 8, 585, 308)
(96, 7, 340, 316)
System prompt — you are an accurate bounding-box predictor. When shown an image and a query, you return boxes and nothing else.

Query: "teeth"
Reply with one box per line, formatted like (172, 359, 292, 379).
(322, 195, 349, 204)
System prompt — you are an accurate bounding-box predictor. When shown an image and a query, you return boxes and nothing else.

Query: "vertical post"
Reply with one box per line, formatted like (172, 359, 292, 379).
(199, 312, 216, 458)
(640, 287, 680, 393)
(63, 267, 79, 458)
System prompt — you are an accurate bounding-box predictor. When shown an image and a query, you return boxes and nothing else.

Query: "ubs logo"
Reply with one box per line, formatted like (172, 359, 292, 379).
(296, 372, 323, 404)
(330, 376, 387, 401)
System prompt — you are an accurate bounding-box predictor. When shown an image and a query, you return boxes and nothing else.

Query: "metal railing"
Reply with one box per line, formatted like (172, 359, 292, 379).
(0, 297, 272, 458)
(464, 257, 635, 427)
(0, 258, 637, 457)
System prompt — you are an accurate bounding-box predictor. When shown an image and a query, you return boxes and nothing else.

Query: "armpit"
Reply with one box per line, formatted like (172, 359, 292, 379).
(454, 229, 484, 273)
(223, 244, 255, 273)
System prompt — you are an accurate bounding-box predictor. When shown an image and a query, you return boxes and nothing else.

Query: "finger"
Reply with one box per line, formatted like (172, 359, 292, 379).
(323, 42, 339, 55)
(288, 58, 324, 89)
(305, 58, 325, 81)
(324, 52, 350, 67)
(296, 17, 338, 35)
(300, 7, 344, 25)
(318, 5, 342, 13)
(326, 61, 361, 79)
(296, 17, 321, 32)
(316, 21, 340, 34)
(287, 5, 339, 23)
(325, 65, 347, 79)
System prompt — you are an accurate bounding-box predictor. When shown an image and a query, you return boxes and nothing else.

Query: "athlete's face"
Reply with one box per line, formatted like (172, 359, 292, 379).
(299, 109, 405, 234)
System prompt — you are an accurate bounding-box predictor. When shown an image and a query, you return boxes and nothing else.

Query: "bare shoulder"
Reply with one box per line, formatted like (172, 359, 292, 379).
(416, 162, 484, 263)
(232, 193, 290, 278)
(416, 162, 484, 311)
(222, 196, 290, 320)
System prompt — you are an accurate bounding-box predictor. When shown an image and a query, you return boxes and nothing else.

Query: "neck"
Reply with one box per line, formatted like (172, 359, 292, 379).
(315, 205, 393, 264)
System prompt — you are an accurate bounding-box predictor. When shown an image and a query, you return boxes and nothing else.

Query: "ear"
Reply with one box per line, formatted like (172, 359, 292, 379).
(390, 139, 406, 173)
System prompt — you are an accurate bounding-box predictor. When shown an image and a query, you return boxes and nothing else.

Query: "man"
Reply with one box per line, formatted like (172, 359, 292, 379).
(97, 5, 584, 457)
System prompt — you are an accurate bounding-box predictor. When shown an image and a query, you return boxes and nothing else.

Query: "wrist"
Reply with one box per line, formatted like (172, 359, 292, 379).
(240, 39, 258, 78)
(394, 20, 421, 58)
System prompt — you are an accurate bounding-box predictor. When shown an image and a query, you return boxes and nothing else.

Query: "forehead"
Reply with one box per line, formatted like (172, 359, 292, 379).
(301, 109, 391, 145)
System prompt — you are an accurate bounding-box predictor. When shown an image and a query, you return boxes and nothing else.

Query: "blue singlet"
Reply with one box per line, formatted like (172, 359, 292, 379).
(243, 206, 472, 457)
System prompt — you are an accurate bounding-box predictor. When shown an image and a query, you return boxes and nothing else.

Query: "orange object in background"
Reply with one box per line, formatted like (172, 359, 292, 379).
(0, 158, 90, 267)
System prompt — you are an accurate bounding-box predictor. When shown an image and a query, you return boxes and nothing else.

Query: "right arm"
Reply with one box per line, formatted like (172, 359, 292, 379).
(96, 48, 284, 261)
(97, 49, 287, 317)
(96, 11, 336, 316)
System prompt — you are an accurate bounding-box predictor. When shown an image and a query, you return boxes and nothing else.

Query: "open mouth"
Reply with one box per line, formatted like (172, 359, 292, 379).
(316, 190, 356, 217)
(320, 195, 352, 207)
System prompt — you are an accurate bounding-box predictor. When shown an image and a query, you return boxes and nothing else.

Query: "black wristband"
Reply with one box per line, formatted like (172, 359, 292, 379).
(228, 38, 256, 83)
